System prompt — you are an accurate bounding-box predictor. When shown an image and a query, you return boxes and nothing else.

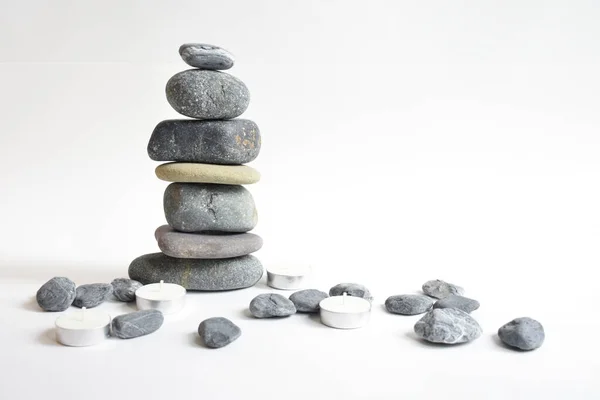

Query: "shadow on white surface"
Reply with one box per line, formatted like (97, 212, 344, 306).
(22, 296, 43, 312)
(37, 328, 62, 347)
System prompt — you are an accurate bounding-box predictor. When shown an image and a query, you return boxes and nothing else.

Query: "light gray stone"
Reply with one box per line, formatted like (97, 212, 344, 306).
(329, 283, 373, 301)
(179, 43, 234, 70)
(36, 277, 76, 312)
(111, 278, 143, 302)
(385, 294, 434, 315)
(422, 279, 464, 299)
(498, 317, 545, 350)
(198, 317, 241, 348)
(111, 310, 164, 339)
(433, 295, 480, 313)
(289, 289, 328, 313)
(72, 283, 113, 308)
(414, 308, 482, 344)
(249, 293, 296, 318)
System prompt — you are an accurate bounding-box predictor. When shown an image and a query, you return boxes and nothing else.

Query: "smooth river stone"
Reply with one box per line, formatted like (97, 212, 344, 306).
(422, 279, 464, 299)
(498, 317, 545, 351)
(36, 277, 76, 312)
(155, 225, 263, 259)
(164, 183, 257, 233)
(72, 283, 113, 308)
(289, 289, 329, 313)
(156, 163, 260, 185)
(111, 310, 164, 339)
(179, 43, 234, 70)
(433, 295, 480, 313)
(128, 253, 263, 291)
(147, 119, 261, 165)
(414, 308, 482, 344)
(111, 278, 143, 302)
(385, 294, 434, 315)
(329, 283, 374, 302)
(166, 70, 249, 119)
(198, 317, 241, 348)
(249, 293, 296, 318)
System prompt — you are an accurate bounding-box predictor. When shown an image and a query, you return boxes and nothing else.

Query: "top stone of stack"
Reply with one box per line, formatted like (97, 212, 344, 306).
(179, 43, 235, 70)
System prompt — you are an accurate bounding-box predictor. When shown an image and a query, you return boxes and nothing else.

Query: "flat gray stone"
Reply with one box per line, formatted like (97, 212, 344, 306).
(329, 283, 374, 301)
(128, 253, 263, 291)
(198, 317, 241, 348)
(147, 119, 261, 165)
(164, 183, 257, 233)
(166, 70, 249, 119)
(249, 293, 296, 318)
(498, 317, 545, 350)
(72, 283, 113, 308)
(111, 278, 143, 302)
(36, 277, 76, 312)
(414, 308, 482, 344)
(111, 310, 164, 339)
(289, 289, 328, 313)
(433, 295, 480, 313)
(422, 279, 464, 299)
(155, 225, 263, 258)
(385, 294, 434, 315)
(179, 43, 234, 70)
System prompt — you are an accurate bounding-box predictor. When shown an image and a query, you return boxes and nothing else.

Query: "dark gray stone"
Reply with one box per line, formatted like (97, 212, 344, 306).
(111, 278, 143, 302)
(166, 70, 249, 119)
(249, 294, 296, 318)
(179, 43, 234, 70)
(498, 317, 545, 350)
(36, 277, 76, 312)
(422, 279, 464, 299)
(329, 283, 374, 301)
(385, 294, 434, 315)
(128, 253, 263, 291)
(147, 119, 261, 165)
(111, 310, 164, 339)
(433, 295, 480, 313)
(72, 283, 113, 308)
(289, 289, 328, 313)
(198, 317, 241, 348)
(414, 308, 482, 344)
(155, 225, 263, 258)
(164, 183, 257, 233)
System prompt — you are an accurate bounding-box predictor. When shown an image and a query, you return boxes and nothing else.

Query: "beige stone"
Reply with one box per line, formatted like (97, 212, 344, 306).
(155, 162, 260, 184)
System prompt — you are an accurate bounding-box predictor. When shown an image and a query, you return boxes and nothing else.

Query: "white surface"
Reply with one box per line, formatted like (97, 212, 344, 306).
(1, 0, 599, 398)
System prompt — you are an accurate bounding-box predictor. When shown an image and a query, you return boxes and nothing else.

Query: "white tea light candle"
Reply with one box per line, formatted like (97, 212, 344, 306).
(135, 280, 186, 315)
(266, 266, 310, 290)
(319, 293, 371, 329)
(55, 307, 111, 347)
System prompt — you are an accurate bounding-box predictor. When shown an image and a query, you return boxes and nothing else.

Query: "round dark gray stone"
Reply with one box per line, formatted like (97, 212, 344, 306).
(166, 69, 249, 119)
(433, 295, 480, 313)
(111, 278, 143, 302)
(72, 283, 113, 308)
(385, 294, 434, 315)
(422, 279, 464, 299)
(198, 317, 241, 348)
(179, 43, 234, 70)
(36, 277, 76, 312)
(414, 308, 482, 344)
(289, 289, 329, 313)
(498, 317, 545, 350)
(329, 283, 374, 301)
(111, 310, 164, 339)
(249, 293, 296, 318)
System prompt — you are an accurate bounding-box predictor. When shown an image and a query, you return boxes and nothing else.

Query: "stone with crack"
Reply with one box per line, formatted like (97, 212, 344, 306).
(385, 294, 434, 315)
(198, 317, 241, 348)
(414, 308, 482, 344)
(111, 278, 143, 302)
(111, 310, 164, 339)
(179, 43, 235, 70)
(329, 283, 374, 301)
(433, 295, 480, 313)
(249, 293, 296, 318)
(289, 289, 329, 313)
(498, 317, 545, 350)
(72, 283, 113, 308)
(36, 277, 76, 312)
(422, 279, 464, 299)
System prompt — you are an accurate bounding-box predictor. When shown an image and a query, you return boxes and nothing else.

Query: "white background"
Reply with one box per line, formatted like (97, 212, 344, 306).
(1, 0, 599, 398)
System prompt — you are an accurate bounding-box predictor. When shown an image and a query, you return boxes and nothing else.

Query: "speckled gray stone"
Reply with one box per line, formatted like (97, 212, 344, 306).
(414, 308, 482, 344)
(111, 310, 164, 339)
(166, 70, 249, 119)
(385, 294, 434, 315)
(179, 43, 235, 70)
(198, 317, 241, 348)
(72, 283, 113, 308)
(36, 277, 76, 312)
(147, 119, 261, 165)
(128, 253, 263, 291)
(164, 183, 257, 233)
(422, 279, 464, 299)
(155, 225, 263, 259)
(249, 294, 296, 318)
(289, 289, 329, 313)
(329, 283, 374, 301)
(433, 295, 480, 313)
(498, 317, 545, 350)
(111, 278, 143, 302)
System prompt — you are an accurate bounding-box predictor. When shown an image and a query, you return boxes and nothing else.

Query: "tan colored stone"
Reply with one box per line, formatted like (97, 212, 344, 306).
(155, 162, 260, 184)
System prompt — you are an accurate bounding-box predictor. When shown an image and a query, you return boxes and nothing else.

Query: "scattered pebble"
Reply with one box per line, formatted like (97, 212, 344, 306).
(36, 277, 76, 312)
(111, 310, 164, 339)
(249, 294, 296, 318)
(289, 289, 329, 313)
(198, 317, 241, 348)
(385, 294, 434, 315)
(329, 283, 373, 301)
(72, 283, 113, 308)
(414, 308, 482, 344)
(498, 317, 545, 350)
(111, 278, 143, 302)
(422, 279, 464, 299)
(179, 43, 235, 70)
(433, 295, 480, 313)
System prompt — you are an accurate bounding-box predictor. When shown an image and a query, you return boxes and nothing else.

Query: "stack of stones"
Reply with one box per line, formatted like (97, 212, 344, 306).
(129, 43, 264, 290)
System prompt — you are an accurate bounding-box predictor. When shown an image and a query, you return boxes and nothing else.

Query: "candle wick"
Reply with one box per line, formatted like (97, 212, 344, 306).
(81, 306, 86, 321)
(342, 292, 347, 305)
(160, 280, 164, 292)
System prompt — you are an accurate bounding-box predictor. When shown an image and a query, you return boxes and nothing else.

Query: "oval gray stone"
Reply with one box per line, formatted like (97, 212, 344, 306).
(179, 43, 234, 70)
(329, 283, 374, 301)
(155, 225, 263, 259)
(414, 308, 482, 344)
(128, 253, 263, 291)
(249, 293, 296, 318)
(422, 279, 464, 299)
(111, 278, 143, 302)
(498, 317, 545, 350)
(198, 317, 241, 348)
(36, 277, 76, 312)
(289, 289, 329, 313)
(164, 183, 257, 233)
(147, 119, 261, 165)
(433, 295, 480, 313)
(72, 283, 113, 308)
(385, 294, 434, 315)
(111, 310, 164, 339)
(166, 70, 249, 119)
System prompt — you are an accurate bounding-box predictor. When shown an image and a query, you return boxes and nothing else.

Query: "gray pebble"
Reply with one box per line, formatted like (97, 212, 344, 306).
(164, 183, 257, 233)
(498, 317, 545, 350)
(329, 283, 374, 301)
(289, 289, 329, 313)
(414, 308, 482, 344)
(111, 278, 143, 302)
(385, 294, 434, 315)
(111, 310, 164, 339)
(433, 295, 480, 313)
(198, 317, 241, 348)
(179, 43, 235, 70)
(166, 70, 249, 120)
(249, 294, 296, 318)
(422, 279, 464, 299)
(36, 277, 76, 311)
(72, 283, 113, 308)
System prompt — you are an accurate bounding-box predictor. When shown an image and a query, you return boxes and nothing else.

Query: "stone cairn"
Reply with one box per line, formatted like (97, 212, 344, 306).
(128, 44, 264, 290)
